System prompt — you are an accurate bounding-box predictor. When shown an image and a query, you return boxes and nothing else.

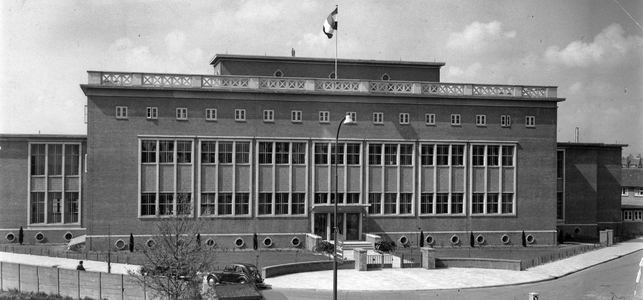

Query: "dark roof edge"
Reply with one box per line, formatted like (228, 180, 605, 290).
(209, 54, 446, 68)
(0, 134, 87, 140)
(557, 142, 628, 149)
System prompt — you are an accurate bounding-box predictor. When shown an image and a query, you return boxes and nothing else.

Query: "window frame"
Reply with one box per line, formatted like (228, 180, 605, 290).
(206, 108, 217, 121)
(476, 115, 486, 126)
(263, 110, 275, 122)
(176, 108, 188, 120)
(450, 114, 461, 126)
(501, 115, 511, 127)
(526, 116, 536, 127)
(146, 107, 158, 120)
(425, 114, 436, 125)
(373, 112, 384, 124)
(319, 111, 330, 123)
(116, 106, 128, 119)
(235, 109, 246, 121)
(291, 110, 303, 123)
(399, 113, 410, 125)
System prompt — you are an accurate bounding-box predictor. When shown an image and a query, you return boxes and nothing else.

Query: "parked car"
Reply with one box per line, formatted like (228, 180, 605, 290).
(206, 263, 265, 287)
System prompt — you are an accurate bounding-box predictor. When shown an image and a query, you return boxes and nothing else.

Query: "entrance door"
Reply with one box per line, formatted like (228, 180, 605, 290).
(345, 213, 360, 240)
(313, 212, 361, 241)
(314, 213, 328, 240)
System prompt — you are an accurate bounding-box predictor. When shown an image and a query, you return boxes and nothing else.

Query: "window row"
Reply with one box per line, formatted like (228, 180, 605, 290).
(623, 210, 643, 221)
(30, 192, 79, 224)
(117, 106, 536, 127)
(31, 144, 81, 176)
(622, 188, 643, 196)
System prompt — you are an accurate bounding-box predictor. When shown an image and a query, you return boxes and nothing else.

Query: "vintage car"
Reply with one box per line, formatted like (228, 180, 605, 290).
(206, 263, 265, 287)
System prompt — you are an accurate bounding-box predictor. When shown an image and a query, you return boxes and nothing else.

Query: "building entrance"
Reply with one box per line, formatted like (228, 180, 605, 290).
(313, 212, 361, 241)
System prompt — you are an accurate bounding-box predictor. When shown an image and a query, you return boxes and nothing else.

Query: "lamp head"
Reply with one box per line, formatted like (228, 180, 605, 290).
(343, 114, 356, 125)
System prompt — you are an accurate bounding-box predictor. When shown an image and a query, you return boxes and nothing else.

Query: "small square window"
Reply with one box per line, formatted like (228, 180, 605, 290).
(235, 109, 246, 121)
(263, 110, 274, 122)
(476, 115, 486, 126)
(319, 111, 329, 123)
(206, 108, 217, 121)
(425, 114, 435, 125)
(176, 108, 188, 120)
(451, 114, 461, 126)
(291, 110, 302, 123)
(501, 115, 511, 127)
(347, 112, 357, 123)
(636, 189, 643, 197)
(146, 107, 158, 119)
(373, 112, 383, 124)
(526, 116, 536, 127)
(116, 106, 128, 119)
(399, 113, 410, 124)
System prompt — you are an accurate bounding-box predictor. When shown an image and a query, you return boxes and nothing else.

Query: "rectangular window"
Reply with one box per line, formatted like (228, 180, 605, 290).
(315, 193, 328, 204)
(346, 193, 360, 204)
(436, 193, 448, 214)
(451, 114, 461, 125)
(159, 193, 174, 215)
(275, 142, 289, 164)
(472, 193, 484, 214)
(472, 145, 485, 166)
(501, 115, 511, 127)
(502, 146, 514, 166)
(384, 144, 397, 165)
(451, 193, 464, 214)
(206, 108, 217, 121)
(400, 144, 413, 165)
(346, 143, 360, 165)
(31, 192, 45, 223)
(425, 113, 436, 125)
(65, 192, 79, 223)
(369, 193, 382, 214)
(488, 146, 499, 166)
(218, 193, 233, 215)
(501, 193, 513, 214)
(259, 142, 273, 164)
(275, 193, 289, 215)
(487, 193, 499, 214)
(235, 193, 250, 215)
(369, 144, 382, 165)
(147, 107, 158, 119)
(636, 211, 643, 220)
(64, 144, 80, 176)
(201, 193, 216, 216)
(159, 141, 174, 163)
(384, 193, 397, 214)
(421, 144, 434, 166)
(399, 113, 409, 124)
(290, 142, 305, 164)
(263, 110, 274, 122)
(235, 109, 246, 121)
(347, 112, 357, 122)
(48, 144, 63, 175)
(373, 112, 383, 124)
(142, 141, 157, 163)
(176, 141, 192, 163)
(330, 143, 344, 165)
(292, 193, 306, 215)
(319, 111, 329, 123)
(624, 211, 633, 221)
(291, 110, 302, 122)
(31, 144, 46, 175)
(116, 106, 128, 119)
(49, 192, 62, 223)
(330, 193, 344, 204)
(622, 188, 628, 196)
(218, 142, 233, 164)
(557, 151, 564, 178)
(557, 192, 564, 220)
(476, 115, 486, 126)
(399, 193, 412, 214)
(176, 108, 188, 120)
(259, 193, 272, 215)
(436, 145, 449, 166)
(452, 145, 464, 166)
(420, 193, 433, 214)
(235, 142, 250, 164)
(315, 143, 328, 165)
(636, 189, 643, 197)
(201, 141, 216, 164)
(141, 193, 157, 216)
(526, 116, 536, 127)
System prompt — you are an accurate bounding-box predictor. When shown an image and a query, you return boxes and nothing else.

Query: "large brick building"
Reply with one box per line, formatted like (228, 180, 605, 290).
(0, 54, 624, 250)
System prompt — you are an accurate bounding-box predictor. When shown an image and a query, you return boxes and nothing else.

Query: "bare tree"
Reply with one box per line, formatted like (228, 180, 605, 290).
(128, 194, 217, 300)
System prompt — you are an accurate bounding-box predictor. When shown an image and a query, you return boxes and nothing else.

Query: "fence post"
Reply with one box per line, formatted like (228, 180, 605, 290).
(57, 267, 60, 295)
(99, 272, 102, 299)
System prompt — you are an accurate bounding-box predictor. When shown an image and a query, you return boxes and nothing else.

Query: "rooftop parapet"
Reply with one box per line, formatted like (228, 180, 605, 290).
(87, 71, 560, 100)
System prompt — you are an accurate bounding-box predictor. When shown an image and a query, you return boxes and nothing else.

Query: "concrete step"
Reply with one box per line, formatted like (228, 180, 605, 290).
(340, 241, 374, 251)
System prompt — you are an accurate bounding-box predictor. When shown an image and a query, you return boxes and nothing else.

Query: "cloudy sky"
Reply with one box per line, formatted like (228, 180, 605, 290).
(1, 0, 641, 154)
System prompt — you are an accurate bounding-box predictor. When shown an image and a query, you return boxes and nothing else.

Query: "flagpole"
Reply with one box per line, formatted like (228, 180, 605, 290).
(334, 5, 338, 79)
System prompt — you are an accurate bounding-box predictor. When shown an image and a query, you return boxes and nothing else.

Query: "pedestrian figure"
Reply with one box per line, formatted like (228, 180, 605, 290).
(76, 261, 86, 271)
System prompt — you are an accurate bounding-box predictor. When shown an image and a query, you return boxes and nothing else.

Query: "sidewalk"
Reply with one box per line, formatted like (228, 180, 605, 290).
(1, 239, 642, 291)
(266, 238, 643, 291)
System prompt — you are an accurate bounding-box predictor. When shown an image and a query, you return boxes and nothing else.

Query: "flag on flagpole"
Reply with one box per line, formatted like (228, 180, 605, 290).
(323, 7, 338, 39)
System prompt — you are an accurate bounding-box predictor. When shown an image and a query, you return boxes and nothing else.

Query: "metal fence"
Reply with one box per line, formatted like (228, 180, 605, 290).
(520, 243, 602, 270)
(0, 244, 136, 265)
(366, 254, 394, 269)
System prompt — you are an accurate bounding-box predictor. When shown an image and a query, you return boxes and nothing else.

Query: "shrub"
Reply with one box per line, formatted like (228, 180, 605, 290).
(316, 240, 335, 255)
(374, 240, 397, 254)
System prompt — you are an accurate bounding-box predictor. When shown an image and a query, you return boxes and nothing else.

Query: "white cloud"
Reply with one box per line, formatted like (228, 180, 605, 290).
(165, 31, 187, 54)
(446, 21, 516, 52)
(567, 82, 583, 95)
(544, 23, 643, 68)
(444, 63, 483, 82)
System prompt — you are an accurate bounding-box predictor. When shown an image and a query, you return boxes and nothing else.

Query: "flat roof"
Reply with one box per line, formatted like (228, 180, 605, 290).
(210, 54, 446, 68)
(557, 142, 628, 149)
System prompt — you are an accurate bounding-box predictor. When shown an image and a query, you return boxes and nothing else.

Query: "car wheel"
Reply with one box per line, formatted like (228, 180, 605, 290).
(207, 274, 220, 286)
(238, 278, 248, 284)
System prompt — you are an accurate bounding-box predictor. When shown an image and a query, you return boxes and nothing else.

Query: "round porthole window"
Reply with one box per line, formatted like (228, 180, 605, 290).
(574, 227, 581, 235)
(35, 232, 45, 242)
(234, 237, 245, 248)
(205, 238, 216, 247)
(476, 235, 485, 245)
(501, 234, 511, 244)
(399, 235, 409, 246)
(291, 237, 301, 247)
(146, 239, 155, 248)
(263, 237, 273, 247)
(5, 232, 15, 242)
(450, 235, 460, 245)
(526, 234, 536, 244)
(425, 235, 434, 246)
(64, 232, 73, 241)
(115, 239, 126, 250)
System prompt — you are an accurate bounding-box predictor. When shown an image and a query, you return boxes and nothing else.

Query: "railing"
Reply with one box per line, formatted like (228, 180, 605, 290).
(366, 254, 394, 269)
(520, 243, 601, 270)
(88, 71, 558, 99)
(0, 244, 135, 265)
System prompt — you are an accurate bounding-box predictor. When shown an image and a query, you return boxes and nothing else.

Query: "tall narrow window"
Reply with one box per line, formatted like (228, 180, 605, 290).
(472, 145, 485, 166)
(472, 193, 484, 214)
(330, 143, 344, 165)
(49, 192, 62, 223)
(201, 193, 216, 216)
(452, 145, 464, 166)
(219, 142, 233, 164)
(31, 144, 46, 175)
(399, 193, 412, 214)
(259, 142, 273, 164)
(384, 144, 397, 165)
(557, 151, 564, 178)
(236, 142, 250, 164)
(436, 193, 448, 214)
(218, 193, 233, 215)
(201, 141, 216, 164)
(31, 192, 45, 223)
(235, 193, 250, 215)
(369, 144, 382, 165)
(291, 193, 306, 215)
(451, 193, 464, 214)
(487, 193, 499, 213)
(142, 141, 157, 163)
(275, 193, 289, 215)
(384, 193, 397, 214)
(501, 193, 513, 213)
(65, 192, 79, 223)
(420, 193, 433, 214)
(159, 141, 174, 163)
(315, 143, 328, 164)
(400, 144, 413, 165)
(275, 142, 289, 164)
(177, 141, 192, 163)
(369, 193, 382, 214)
(346, 143, 360, 165)
(159, 193, 174, 216)
(421, 144, 434, 166)
(65, 145, 80, 175)
(436, 145, 449, 166)
(141, 193, 156, 216)
(48, 144, 63, 175)
(487, 146, 499, 166)
(502, 146, 514, 166)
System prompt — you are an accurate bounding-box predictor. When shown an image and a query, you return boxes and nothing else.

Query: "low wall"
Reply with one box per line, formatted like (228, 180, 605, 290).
(262, 260, 355, 279)
(436, 258, 522, 271)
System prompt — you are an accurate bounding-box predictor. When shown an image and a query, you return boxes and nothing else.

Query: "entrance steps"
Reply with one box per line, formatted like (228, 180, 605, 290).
(340, 241, 374, 251)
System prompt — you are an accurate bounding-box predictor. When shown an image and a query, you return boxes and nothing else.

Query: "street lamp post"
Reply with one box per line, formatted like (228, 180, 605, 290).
(334, 113, 354, 300)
